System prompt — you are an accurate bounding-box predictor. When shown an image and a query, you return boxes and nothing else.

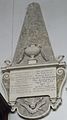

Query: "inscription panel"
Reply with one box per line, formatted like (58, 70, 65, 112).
(10, 67, 56, 101)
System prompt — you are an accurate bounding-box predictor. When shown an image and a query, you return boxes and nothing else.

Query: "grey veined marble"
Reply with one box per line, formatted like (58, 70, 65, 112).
(12, 2, 57, 66)
(2, 2, 66, 120)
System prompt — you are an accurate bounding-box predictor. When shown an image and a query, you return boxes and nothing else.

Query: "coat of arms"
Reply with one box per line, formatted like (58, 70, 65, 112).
(2, 2, 66, 119)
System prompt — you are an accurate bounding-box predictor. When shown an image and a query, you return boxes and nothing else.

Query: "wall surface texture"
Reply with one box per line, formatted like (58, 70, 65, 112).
(0, 0, 67, 120)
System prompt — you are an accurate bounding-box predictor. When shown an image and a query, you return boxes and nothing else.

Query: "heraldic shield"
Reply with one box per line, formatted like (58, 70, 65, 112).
(2, 2, 66, 119)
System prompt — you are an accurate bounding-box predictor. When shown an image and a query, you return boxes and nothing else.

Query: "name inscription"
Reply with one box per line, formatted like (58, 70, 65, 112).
(10, 67, 56, 101)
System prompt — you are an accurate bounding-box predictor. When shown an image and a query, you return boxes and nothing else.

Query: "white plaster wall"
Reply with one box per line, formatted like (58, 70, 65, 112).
(0, 0, 67, 120)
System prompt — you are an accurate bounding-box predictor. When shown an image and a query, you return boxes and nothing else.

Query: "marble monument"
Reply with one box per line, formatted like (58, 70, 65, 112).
(1, 2, 66, 119)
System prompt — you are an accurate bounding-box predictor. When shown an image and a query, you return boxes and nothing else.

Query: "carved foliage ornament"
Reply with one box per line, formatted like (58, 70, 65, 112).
(1, 2, 66, 120)
(2, 60, 66, 119)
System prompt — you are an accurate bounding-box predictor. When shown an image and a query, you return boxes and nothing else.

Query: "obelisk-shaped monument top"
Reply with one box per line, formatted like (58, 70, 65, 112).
(13, 2, 57, 66)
